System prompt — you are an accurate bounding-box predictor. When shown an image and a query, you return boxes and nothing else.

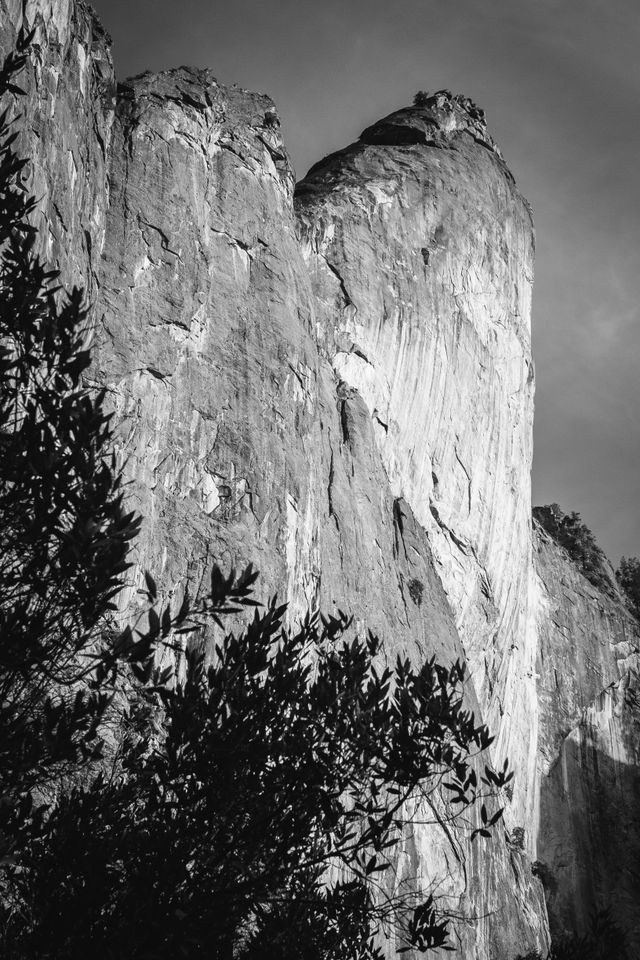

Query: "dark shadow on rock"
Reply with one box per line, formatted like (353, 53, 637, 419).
(537, 676, 640, 959)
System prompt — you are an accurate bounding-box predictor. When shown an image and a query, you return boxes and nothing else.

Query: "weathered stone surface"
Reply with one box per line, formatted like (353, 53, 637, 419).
(534, 520, 639, 772)
(1, 4, 552, 955)
(533, 522, 640, 946)
(296, 93, 538, 837)
(15, 2, 640, 956)
(0, 0, 114, 296)
(90, 65, 551, 957)
(93, 67, 456, 669)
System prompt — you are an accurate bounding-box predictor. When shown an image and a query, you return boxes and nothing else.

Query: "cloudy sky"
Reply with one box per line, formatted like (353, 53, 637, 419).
(91, 0, 640, 565)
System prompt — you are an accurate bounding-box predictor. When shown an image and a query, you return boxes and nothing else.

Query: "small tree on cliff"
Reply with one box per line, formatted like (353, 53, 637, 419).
(0, 24, 192, 932)
(533, 504, 610, 591)
(0, 35, 510, 959)
(616, 556, 640, 620)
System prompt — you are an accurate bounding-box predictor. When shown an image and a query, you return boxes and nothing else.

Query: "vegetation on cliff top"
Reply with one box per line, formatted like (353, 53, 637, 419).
(533, 503, 613, 593)
(534, 504, 640, 624)
(0, 25, 141, 805)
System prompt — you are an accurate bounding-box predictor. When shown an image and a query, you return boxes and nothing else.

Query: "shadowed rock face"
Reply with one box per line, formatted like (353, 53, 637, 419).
(534, 522, 640, 948)
(3, 2, 639, 957)
(539, 682, 640, 953)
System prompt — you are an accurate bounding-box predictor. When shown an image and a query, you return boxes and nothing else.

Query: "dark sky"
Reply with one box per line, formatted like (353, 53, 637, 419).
(91, 0, 640, 565)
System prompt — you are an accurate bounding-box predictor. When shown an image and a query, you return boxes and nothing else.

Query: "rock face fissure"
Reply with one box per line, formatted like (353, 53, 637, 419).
(3, 1, 639, 955)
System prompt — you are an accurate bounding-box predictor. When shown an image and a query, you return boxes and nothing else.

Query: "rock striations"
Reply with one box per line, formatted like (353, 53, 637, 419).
(2, 1, 639, 956)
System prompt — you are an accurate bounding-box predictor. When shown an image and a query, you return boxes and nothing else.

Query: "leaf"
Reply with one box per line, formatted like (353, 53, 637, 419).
(144, 570, 158, 600)
(161, 604, 172, 636)
(148, 608, 160, 636)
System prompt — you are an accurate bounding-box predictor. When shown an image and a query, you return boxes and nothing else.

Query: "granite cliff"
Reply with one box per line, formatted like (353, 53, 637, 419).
(1, 0, 639, 955)
(533, 522, 640, 952)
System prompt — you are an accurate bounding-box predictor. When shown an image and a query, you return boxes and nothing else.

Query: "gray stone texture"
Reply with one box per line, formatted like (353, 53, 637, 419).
(3, 2, 640, 955)
(534, 521, 640, 948)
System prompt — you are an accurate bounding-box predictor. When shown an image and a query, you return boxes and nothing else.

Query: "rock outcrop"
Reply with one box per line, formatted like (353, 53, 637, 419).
(0, 0, 114, 296)
(533, 521, 640, 949)
(2, 2, 639, 957)
(91, 65, 546, 960)
(296, 91, 538, 835)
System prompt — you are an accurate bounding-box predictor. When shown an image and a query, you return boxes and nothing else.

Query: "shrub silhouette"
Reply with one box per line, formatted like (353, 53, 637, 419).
(0, 27, 142, 805)
(7, 587, 512, 958)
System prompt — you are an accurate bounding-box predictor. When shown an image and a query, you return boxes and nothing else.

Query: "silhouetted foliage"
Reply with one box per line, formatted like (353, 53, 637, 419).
(616, 556, 640, 620)
(0, 35, 511, 959)
(3, 570, 513, 957)
(0, 25, 144, 805)
(0, 29, 213, 945)
(533, 503, 611, 592)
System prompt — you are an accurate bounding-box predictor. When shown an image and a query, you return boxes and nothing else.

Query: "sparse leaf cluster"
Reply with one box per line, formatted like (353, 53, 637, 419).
(4, 591, 509, 958)
(444, 756, 512, 841)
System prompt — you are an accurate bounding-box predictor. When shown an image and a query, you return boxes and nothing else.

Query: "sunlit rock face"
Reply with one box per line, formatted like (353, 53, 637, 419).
(0, 0, 114, 297)
(533, 522, 640, 948)
(93, 76, 550, 959)
(92, 67, 470, 688)
(292, 94, 549, 957)
(296, 93, 538, 832)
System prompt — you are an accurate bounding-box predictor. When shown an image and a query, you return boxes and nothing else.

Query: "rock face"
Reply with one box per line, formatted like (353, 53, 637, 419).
(296, 91, 538, 834)
(92, 68, 546, 960)
(533, 521, 640, 948)
(0, 0, 114, 296)
(3, 2, 639, 957)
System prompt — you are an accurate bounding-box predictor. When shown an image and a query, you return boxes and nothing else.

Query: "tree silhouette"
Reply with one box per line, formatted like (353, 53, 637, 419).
(6, 581, 511, 959)
(0, 25, 198, 936)
(0, 24, 143, 811)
